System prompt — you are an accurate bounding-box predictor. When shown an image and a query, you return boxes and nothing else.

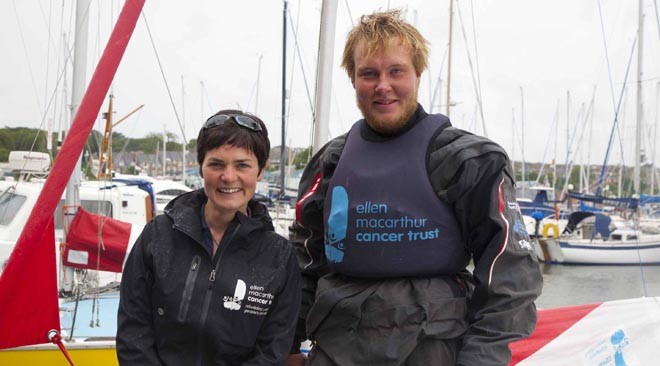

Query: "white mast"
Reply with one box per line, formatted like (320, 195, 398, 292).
(312, 0, 338, 153)
(163, 125, 167, 177)
(634, 0, 644, 195)
(511, 108, 515, 178)
(445, 0, 454, 117)
(181, 75, 186, 184)
(520, 86, 526, 196)
(652, 82, 660, 194)
(62, 0, 90, 293)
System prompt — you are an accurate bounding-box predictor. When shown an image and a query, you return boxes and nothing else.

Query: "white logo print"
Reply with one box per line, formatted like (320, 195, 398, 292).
(507, 201, 520, 212)
(518, 239, 533, 251)
(223, 279, 246, 310)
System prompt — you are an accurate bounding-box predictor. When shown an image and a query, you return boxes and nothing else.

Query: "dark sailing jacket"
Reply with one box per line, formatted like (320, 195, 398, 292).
(290, 105, 543, 366)
(117, 189, 301, 366)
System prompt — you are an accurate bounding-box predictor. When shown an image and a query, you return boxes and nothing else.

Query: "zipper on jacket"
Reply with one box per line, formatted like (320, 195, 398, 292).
(209, 269, 216, 284)
(177, 255, 201, 322)
(195, 224, 241, 366)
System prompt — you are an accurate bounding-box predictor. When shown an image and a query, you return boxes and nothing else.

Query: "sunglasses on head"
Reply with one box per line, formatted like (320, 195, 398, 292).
(203, 114, 263, 132)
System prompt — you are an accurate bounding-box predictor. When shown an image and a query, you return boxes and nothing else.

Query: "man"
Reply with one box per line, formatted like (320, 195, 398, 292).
(288, 10, 542, 366)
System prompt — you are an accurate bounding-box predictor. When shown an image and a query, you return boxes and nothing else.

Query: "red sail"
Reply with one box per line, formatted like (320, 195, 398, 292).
(0, 0, 145, 349)
(0, 219, 58, 349)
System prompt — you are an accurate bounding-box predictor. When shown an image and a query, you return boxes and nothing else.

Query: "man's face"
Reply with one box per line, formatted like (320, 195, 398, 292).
(352, 40, 420, 134)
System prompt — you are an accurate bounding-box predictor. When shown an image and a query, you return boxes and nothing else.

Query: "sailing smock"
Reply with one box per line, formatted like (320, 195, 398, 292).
(323, 114, 469, 278)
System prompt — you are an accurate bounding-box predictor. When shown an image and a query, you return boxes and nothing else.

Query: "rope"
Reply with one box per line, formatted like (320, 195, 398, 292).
(534, 102, 561, 184)
(468, 0, 484, 123)
(342, 0, 354, 27)
(141, 11, 187, 145)
(12, 0, 44, 117)
(455, 0, 487, 137)
(287, 10, 315, 116)
(49, 330, 76, 366)
(595, 28, 637, 195)
(654, 0, 660, 41)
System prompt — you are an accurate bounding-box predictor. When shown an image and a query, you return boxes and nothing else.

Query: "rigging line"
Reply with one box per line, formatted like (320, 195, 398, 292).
(342, 0, 355, 27)
(565, 98, 597, 192)
(13, 0, 45, 117)
(43, 0, 54, 115)
(535, 103, 561, 184)
(244, 55, 261, 113)
(201, 82, 215, 122)
(50, 4, 68, 159)
(430, 47, 448, 113)
(287, 10, 315, 116)
(567, 94, 595, 168)
(597, 0, 619, 113)
(141, 11, 187, 144)
(655, 0, 660, 40)
(455, 0, 487, 137)
(468, 0, 483, 112)
(20, 35, 77, 162)
(596, 37, 637, 196)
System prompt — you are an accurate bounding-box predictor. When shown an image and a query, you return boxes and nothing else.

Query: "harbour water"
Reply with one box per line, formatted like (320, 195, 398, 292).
(536, 263, 660, 308)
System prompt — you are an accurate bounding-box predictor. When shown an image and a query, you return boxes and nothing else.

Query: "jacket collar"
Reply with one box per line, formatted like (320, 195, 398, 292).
(164, 189, 275, 244)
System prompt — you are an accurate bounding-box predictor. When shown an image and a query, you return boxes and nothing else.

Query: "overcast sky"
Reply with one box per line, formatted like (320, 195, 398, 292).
(1, 0, 659, 167)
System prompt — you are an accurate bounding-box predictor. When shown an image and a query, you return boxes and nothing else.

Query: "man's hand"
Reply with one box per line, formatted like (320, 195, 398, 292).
(287, 353, 307, 366)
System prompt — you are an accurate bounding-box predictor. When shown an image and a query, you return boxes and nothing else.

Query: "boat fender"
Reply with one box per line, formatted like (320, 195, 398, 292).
(542, 223, 559, 239)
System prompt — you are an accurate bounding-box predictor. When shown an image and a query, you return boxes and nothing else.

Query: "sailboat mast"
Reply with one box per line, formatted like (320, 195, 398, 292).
(163, 125, 167, 177)
(65, 0, 90, 208)
(520, 86, 526, 197)
(312, 0, 338, 153)
(181, 75, 186, 185)
(279, 0, 288, 198)
(634, 0, 644, 195)
(62, 0, 90, 293)
(445, 0, 454, 117)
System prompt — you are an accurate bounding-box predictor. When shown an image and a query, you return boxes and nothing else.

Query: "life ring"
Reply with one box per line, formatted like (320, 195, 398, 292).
(542, 223, 559, 238)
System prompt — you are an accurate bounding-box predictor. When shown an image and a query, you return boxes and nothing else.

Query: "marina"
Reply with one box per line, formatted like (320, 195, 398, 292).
(1, 0, 660, 364)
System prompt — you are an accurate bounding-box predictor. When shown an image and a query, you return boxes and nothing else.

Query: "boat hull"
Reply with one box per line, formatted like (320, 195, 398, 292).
(538, 238, 660, 265)
(0, 341, 117, 366)
(558, 239, 660, 264)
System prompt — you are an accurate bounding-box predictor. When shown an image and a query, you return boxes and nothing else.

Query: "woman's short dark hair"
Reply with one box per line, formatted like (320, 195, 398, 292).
(196, 109, 270, 176)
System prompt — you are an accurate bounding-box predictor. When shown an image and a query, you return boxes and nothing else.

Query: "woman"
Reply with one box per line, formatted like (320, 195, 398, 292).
(118, 110, 301, 365)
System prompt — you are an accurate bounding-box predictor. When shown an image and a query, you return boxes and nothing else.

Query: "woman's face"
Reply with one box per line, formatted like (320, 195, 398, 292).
(202, 144, 263, 216)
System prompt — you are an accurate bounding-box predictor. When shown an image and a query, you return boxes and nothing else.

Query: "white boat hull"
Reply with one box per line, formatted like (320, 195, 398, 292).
(537, 237, 660, 265)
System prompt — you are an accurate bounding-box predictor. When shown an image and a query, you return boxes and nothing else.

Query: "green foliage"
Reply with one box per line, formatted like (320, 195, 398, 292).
(0, 127, 54, 160)
(0, 127, 188, 161)
(292, 146, 312, 169)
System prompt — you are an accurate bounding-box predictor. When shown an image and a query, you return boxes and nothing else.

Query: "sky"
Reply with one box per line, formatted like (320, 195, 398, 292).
(1, 0, 659, 167)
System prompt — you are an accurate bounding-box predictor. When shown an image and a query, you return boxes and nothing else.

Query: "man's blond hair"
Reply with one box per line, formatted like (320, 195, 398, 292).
(341, 9, 430, 82)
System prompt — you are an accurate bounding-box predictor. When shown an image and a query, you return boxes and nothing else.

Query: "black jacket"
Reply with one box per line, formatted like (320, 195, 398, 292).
(290, 105, 542, 365)
(117, 189, 301, 366)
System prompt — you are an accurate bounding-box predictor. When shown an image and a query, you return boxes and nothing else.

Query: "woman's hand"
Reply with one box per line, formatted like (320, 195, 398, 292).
(287, 353, 307, 366)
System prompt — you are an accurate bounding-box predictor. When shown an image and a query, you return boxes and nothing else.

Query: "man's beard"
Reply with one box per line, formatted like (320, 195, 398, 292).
(358, 90, 418, 135)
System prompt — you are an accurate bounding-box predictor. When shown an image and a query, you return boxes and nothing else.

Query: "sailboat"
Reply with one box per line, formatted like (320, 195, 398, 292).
(0, 0, 145, 364)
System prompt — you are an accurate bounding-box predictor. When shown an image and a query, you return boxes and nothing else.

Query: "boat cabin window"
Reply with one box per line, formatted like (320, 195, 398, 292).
(54, 199, 113, 230)
(611, 234, 622, 240)
(0, 192, 27, 225)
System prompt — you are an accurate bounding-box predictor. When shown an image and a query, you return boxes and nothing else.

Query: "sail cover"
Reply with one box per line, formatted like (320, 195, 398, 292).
(510, 297, 660, 365)
(62, 207, 140, 273)
(0, 0, 145, 349)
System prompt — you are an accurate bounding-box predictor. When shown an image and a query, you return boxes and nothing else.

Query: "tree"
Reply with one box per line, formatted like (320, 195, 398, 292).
(292, 146, 312, 169)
